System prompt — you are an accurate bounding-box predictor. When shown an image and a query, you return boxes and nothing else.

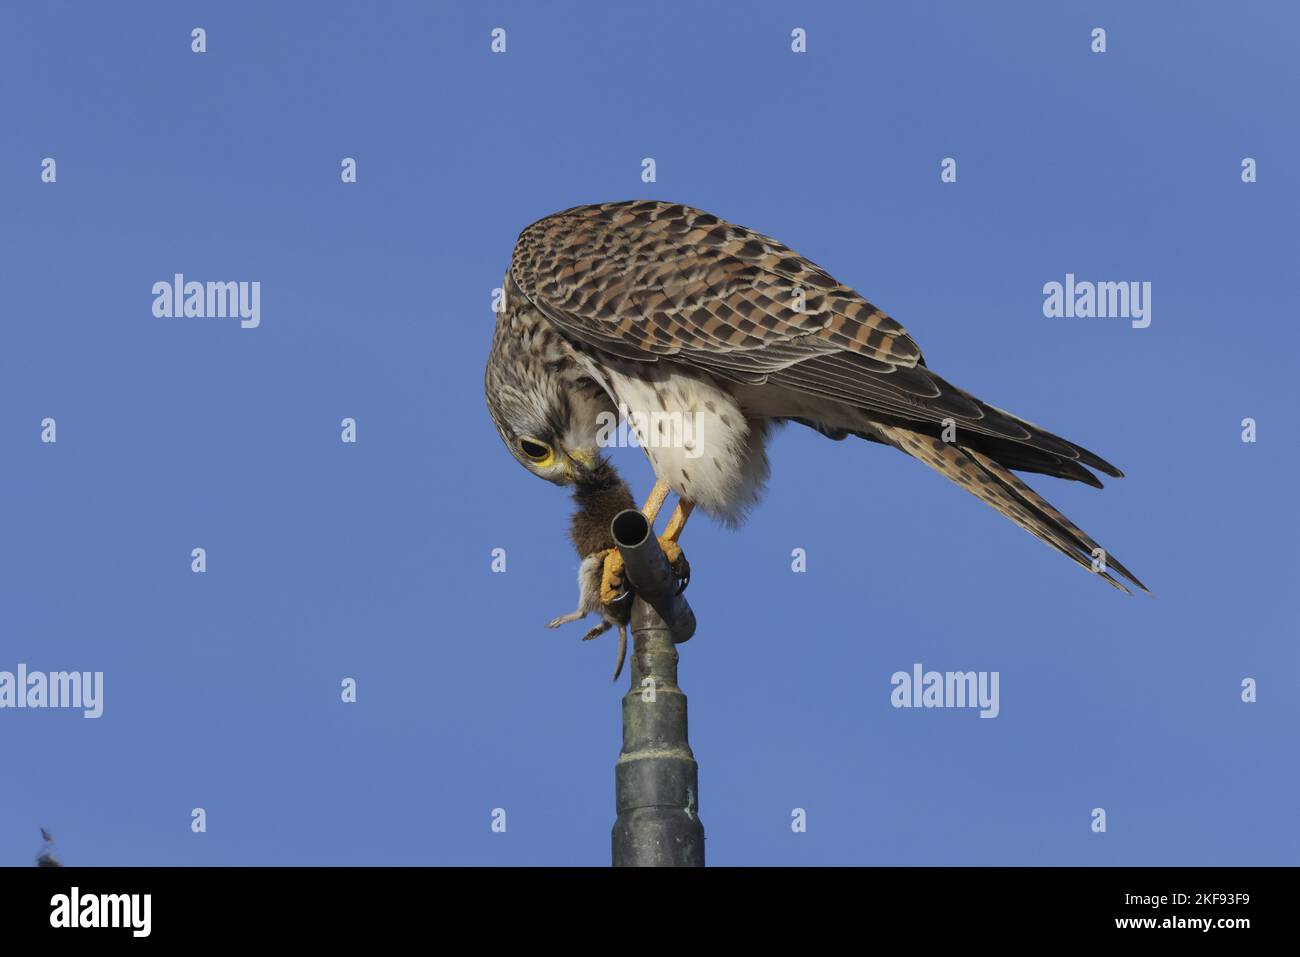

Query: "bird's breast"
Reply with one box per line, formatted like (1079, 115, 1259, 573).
(596, 363, 771, 525)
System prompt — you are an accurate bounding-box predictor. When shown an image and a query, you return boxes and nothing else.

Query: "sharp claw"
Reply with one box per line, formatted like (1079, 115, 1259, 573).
(599, 548, 628, 606)
(670, 550, 691, 595)
(657, 537, 690, 595)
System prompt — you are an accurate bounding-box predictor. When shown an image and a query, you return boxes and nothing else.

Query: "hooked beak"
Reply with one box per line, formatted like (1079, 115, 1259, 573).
(563, 447, 599, 481)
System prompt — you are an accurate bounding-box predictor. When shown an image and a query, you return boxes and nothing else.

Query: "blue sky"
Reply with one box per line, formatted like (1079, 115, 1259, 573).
(1, 1, 1296, 866)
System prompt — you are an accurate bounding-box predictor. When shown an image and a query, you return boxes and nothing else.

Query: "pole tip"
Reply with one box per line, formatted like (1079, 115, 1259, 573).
(611, 508, 650, 549)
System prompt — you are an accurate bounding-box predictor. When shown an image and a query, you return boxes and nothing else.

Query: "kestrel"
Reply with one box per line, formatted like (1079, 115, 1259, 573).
(485, 201, 1147, 604)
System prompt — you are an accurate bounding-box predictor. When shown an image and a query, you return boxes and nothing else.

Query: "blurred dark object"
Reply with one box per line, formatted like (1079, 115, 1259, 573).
(36, 827, 61, 867)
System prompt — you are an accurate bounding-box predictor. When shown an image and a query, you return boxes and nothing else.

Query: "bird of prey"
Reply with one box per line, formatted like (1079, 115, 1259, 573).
(485, 200, 1147, 609)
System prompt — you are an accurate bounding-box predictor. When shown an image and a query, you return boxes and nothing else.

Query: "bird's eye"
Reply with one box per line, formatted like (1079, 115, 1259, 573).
(518, 438, 551, 462)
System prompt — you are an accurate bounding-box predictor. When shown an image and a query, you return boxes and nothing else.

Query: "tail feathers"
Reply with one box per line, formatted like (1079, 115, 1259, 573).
(875, 425, 1148, 594)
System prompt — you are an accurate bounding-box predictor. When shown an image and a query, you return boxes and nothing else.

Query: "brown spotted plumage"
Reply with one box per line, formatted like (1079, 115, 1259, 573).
(487, 200, 1147, 593)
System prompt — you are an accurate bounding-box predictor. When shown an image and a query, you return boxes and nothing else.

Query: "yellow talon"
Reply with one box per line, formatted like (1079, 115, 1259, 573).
(599, 548, 626, 606)
(658, 536, 691, 590)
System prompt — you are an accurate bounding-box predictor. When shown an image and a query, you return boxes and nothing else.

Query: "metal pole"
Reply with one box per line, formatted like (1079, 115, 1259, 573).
(609, 509, 704, 867)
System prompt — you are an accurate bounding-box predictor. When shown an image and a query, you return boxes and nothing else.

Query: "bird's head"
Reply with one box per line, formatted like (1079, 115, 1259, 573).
(485, 329, 611, 486)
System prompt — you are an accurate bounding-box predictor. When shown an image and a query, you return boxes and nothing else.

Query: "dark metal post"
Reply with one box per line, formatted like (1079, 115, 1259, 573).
(609, 509, 704, 867)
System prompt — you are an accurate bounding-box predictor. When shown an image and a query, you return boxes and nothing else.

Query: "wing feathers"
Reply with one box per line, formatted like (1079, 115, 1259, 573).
(514, 201, 1120, 482)
(511, 201, 1144, 590)
(874, 424, 1146, 593)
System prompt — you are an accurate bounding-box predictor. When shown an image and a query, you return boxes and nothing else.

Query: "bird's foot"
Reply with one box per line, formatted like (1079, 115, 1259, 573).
(658, 537, 691, 594)
(599, 548, 628, 605)
(598, 542, 689, 602)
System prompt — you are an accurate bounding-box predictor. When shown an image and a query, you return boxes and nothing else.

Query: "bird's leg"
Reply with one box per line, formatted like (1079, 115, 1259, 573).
(598, 479, 672, 604)
(640, 478, 672, 524)
(661, 499, 694, 543)
(658, 499, 694, 593)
